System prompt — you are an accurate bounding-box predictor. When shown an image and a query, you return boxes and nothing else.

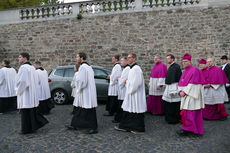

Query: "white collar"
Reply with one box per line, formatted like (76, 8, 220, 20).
(222, 63, 228, 70)
(169, 61, 175, 66)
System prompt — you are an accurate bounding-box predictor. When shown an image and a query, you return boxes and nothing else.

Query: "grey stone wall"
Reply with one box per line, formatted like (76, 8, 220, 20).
(0, 4, 230, 82)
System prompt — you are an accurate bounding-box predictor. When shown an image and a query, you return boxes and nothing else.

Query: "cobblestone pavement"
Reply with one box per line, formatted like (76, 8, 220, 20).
(0, 103, 230, 153)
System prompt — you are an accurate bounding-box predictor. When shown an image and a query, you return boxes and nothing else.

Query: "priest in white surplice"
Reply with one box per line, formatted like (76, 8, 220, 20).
(66, 52, 98, 134)
(16, 53, 48, 134)
(70, 64, 80, 114)
(104, 55, 122, 116)
(112, 56, 130, 123)
(147, 56, 167, 115)
(0, 59, 17, 114)
(115, 53, 146, 134)
(71, 64, 80, 98)
(202, 58, 229, 120)
(34, 61, 54, 115)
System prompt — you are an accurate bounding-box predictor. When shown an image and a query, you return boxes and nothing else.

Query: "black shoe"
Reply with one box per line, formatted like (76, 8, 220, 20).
(112, 120, 119, 123)
(176, 130, 191, 136)
(65, 125, 76, 130)
(86, 129, 98, 134)
(103, 112, 113, 116)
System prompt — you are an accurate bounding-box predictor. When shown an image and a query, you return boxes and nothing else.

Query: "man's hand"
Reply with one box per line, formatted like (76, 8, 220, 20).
(107, 75, 110, 79)
(169, 93, 174, 97)
(179, 91, 185, 97)
(157, 85, 163, 90)
(124, 79, 127, 84)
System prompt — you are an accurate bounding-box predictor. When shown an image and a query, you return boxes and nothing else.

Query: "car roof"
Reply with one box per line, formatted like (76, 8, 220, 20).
(52, 65, 106, 70)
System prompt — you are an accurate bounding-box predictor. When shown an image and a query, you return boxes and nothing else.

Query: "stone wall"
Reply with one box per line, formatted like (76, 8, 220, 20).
(0, 4, 230, 82)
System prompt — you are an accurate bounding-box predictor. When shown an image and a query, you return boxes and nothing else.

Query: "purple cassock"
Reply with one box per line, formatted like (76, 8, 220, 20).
(202, 65, 229, 120)
(178, 65, 205, 86)
(150, 61, 168, 78)
(147, 61, 167, 115)
(179, 54, 206, 135)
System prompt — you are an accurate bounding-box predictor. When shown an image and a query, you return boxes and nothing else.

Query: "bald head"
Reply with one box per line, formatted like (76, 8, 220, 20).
(207, 58, 214, 67)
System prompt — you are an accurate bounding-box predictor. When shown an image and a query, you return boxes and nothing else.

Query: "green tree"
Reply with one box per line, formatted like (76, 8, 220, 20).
(42, 0, 61, 5)
(0, 0, 61, 10)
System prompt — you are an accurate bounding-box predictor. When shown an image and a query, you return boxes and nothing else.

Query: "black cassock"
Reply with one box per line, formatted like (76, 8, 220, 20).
(0, 97, 17, 113)
(21, 108, 48, 134)
(164, 63, 182, 124)
(223, 63, 230, 102)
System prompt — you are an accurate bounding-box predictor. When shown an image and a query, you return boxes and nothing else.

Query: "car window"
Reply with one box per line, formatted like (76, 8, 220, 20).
(105, 69, 111, 75)
(64, 68, 75, 77)
(93, 68, 108, 79)
(54, 69, 64, 77)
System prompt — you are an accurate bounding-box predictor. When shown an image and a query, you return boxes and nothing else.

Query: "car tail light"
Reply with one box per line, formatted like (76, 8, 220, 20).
(48, 78, 51, 82)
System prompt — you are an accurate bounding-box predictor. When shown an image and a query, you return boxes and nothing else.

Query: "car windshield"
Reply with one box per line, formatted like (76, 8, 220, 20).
(64, 68, 75, 77)
(54, 69, 64, 77)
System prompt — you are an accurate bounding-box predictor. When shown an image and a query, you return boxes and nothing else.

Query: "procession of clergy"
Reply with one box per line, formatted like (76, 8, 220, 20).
(0, 52, 230, 135)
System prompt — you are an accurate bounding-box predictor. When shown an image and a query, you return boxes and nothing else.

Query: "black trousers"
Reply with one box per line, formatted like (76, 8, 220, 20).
(20, 107, 48, 134)
(0, 97, 17, 113)
(114, 100, 124, 122)
(119, 111, 145, 132)
(105, 96, 118, 115)
(163, 100, 181, 124)
(71, 107, 98, 130)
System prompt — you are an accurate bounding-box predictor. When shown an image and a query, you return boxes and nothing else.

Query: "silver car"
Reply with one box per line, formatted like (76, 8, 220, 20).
(48, 65, 111, 105)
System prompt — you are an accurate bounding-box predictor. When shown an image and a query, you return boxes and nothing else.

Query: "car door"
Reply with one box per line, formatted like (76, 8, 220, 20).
(63, 67, 75, 98)
(93, 68, 110, 101)
(49, 68, 65, 91)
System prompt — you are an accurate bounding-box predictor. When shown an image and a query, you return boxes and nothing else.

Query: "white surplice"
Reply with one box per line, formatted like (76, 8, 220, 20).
(118, 66, 130, 100)
(204, 84, 228, 105)
(0, 67, 17, 97)
(122, 65, 147, 113)
(149, 78, 166, 96)
(162, 83, 181, 102)
(15, 63, 39, 109)
(36, 69, 51, 101)
(178, 84, 205, 110)
(73, 63, 97, 108)
(71, 72, 78, 97)
(108, 63, 122, 96)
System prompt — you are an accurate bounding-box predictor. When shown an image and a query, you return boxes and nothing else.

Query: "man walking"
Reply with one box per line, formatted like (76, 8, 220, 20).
(162, 54, 182, 124)
(0, 59, 17, 114)
(66, 52, 98, 134)
(115, 53, 146, 134)
(16, 53, 48, 134)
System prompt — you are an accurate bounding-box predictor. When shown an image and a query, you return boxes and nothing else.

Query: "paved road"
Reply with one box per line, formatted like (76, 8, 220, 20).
(0, 103, 230, 153)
